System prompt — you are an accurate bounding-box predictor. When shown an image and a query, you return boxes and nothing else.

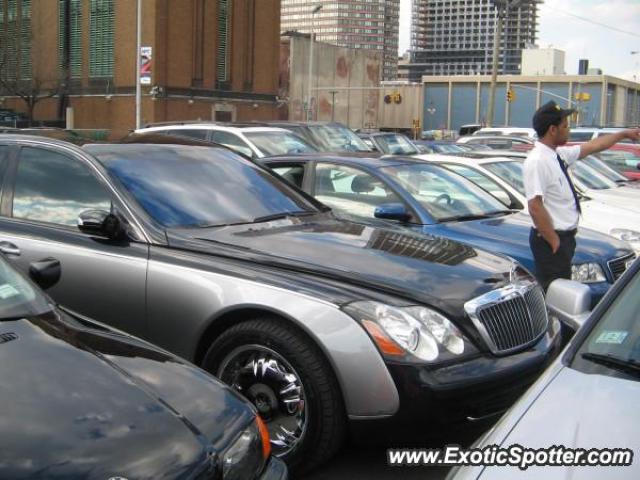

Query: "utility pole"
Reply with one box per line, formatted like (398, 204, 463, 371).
(135, 0, 142, 129)
(306, 4, 323, 121)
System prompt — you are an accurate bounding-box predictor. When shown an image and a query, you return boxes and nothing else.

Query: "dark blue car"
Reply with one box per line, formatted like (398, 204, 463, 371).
(262, 154, 634, 305)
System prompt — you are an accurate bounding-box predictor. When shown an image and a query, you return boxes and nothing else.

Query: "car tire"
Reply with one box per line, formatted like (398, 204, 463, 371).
(202, 317, 346, 474)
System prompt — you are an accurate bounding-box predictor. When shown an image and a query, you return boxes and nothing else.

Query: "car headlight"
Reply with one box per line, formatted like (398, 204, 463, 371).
(571, 262, 606, 283)
(343, 301, 477, 362)
(222, 416, 270, 480)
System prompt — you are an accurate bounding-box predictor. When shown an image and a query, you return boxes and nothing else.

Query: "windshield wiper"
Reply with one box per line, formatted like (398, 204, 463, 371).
(252, 210, 317, 223)
(581, 352, 640, 379)
(439, 211, 510, 222)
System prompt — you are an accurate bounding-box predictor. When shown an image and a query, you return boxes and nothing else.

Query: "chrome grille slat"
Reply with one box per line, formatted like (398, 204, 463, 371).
(470, 284, 549, 355)
(607, 253, 636, 281)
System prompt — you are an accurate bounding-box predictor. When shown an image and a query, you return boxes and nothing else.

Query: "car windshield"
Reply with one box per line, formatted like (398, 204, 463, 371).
(573, 260, 640, 381)
(571, 161, 618, 190)
(581, 155, 629, 183)
(435, 143, 467, 153)
(483, 160, 526, 195)
(0, 258, 51, 320)
(92, 145, 319, 228)
(569, 131, 596, 142)
(308, 124, 372, 152)
(380, 163, 509, 222)
(244, 131, 317, 156)
(597, 150, 640, 172)
(374, 134, 420, 155)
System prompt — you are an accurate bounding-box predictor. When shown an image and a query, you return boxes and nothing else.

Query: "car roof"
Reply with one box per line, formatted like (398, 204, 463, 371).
(262, 153, 426, 169)
(137, 124, 292, 134)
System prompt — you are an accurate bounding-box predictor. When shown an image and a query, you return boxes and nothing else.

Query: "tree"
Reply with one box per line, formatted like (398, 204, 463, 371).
(0, 55, 62, 126)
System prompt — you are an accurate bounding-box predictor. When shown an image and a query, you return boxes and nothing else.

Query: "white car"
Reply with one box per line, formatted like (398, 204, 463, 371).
(472, 127, 537, 139)
(449, 258, 640, 480)
(414, 152, 640, 253)
(135, 123, 317, 158)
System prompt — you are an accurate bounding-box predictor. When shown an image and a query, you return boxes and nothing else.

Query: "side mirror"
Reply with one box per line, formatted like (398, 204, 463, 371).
(78, 209, 126, 240)
(29, 257, 61, 290)
(546, 279, 592, 333)
(374, 203, 411, 222)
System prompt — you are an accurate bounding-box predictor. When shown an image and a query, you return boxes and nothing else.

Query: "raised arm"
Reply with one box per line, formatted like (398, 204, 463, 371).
(579, 128, 640, 159)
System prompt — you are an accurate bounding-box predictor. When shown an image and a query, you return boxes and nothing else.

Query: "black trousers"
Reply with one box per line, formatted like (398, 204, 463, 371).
(529, 228, 577, 292)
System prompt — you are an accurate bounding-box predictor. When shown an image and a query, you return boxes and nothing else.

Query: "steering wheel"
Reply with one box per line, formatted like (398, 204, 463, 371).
(434, 193, 452, 205)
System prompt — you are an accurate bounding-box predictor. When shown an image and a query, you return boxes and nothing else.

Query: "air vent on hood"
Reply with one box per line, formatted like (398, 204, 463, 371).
(0, 332, 18, 345)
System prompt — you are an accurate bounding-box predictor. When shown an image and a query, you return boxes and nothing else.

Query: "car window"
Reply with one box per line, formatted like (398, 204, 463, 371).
(443, 163, 515, 206)
(573, 262, 640, 380)
(94, 145, 318, 228)
(271, 164, 305, 189)
(0, 257, 51, 319)
(210, 131, 253, 157)
(165, 129, 209, 140)
(0, 145, 9, 185)
(581, 155, 629, 183)
(571, 161, 618, 190)
(569, 131, 595, 142)
(380, 163, 509, 222)
(243, 131, 316, 156)
(374, 134, 419, 155)
(482, 161, 526, 195)
(12, 147, 112, 226)
(314, 163, 403, 219)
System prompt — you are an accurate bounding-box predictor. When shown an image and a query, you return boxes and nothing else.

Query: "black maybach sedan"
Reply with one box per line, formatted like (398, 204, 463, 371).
(0, 135, 562, 474)
(0, 255, 286, 480)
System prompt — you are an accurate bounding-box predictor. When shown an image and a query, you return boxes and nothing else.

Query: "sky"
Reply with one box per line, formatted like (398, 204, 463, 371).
(398, 0, 640, 81)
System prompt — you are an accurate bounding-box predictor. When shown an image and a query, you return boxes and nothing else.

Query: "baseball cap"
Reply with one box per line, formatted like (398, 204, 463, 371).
(532, 101, 576, 137)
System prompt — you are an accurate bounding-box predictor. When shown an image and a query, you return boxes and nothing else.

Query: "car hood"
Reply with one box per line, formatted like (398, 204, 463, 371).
(477, 366, 640, 479)
(0, 311, 253, 480)
(167, 214, 519, 319)
(582, 187, 640, 213)
(426, 212, 631, 271)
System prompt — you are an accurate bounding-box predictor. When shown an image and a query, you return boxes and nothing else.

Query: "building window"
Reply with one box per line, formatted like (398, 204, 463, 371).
(0, 0, 31, 81)
(59, 0, 82, 78)
(89, 0, 114, 78)
(216, 0, 231, 86)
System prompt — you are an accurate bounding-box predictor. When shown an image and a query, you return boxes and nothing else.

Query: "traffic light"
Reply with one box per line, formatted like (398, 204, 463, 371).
(506, 89, 514, 102)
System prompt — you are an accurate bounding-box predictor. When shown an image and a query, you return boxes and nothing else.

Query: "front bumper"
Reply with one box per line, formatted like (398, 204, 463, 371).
(351, 323, 562, 435)
(258, 457, 288, 480)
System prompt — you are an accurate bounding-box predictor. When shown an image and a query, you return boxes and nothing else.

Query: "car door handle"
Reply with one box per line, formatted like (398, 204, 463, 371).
(0, 241, 21, 256)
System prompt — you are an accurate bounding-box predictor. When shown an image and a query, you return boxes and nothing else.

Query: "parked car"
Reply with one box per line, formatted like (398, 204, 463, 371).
(0, 134, 561, 473)
(0, 253, 286, 479)
(472, 127, 537, 139)
(596, 148, 640, 180)
(426, 153, 640, 254)
(262, 154, 634, 306)
(449, 257, 640, 480)
(135, 123, 317, 159)
(253, 121, 374, 153)
(456, 135, 534, 151)
(463, 149, 640, 213)
(357, 131, 421, 155)
(414, 140, 469, 154)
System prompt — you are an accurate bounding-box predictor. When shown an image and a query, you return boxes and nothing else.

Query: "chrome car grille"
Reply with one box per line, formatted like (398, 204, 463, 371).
(607, 253, 636, 281)
(465, 282, 548, 355)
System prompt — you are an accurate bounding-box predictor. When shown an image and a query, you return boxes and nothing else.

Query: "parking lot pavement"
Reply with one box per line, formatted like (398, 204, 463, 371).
(305, 444, 451, 480)
(304, 425, 488, 480)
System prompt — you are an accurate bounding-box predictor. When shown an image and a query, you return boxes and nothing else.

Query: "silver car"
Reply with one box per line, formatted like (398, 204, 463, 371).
(450, 257, 640, 479)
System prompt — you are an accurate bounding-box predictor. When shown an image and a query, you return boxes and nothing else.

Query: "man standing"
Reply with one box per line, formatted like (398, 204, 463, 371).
(524, 101, 640, 291)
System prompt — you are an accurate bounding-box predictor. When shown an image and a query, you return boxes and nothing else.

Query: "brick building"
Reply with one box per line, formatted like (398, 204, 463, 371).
(0, 0, 281, 130)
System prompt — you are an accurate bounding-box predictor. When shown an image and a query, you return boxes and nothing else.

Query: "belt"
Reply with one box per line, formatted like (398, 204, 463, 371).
(532, 228, 577, 237)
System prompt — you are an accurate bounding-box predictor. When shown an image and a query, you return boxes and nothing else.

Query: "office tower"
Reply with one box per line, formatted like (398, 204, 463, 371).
(281, 0, 400, 80)
(409, 0, 540, 80)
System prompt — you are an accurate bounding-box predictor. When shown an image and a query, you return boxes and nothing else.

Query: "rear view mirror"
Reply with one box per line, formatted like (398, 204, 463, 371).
(78, 209, 126, 240)
(374, 203, 411, 222)
(546, 279, 592, 333)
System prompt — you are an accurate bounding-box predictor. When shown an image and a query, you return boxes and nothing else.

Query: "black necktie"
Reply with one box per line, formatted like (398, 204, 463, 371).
(556, 154, 581, 214)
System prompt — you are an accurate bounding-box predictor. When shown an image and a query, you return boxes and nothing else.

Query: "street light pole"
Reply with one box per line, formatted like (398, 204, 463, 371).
(135, 0, 142, 129)
(307, 4, 322, 121)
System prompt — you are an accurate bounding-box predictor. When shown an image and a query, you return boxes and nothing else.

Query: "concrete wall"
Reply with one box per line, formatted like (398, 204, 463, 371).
(282, 35, 382, 129)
